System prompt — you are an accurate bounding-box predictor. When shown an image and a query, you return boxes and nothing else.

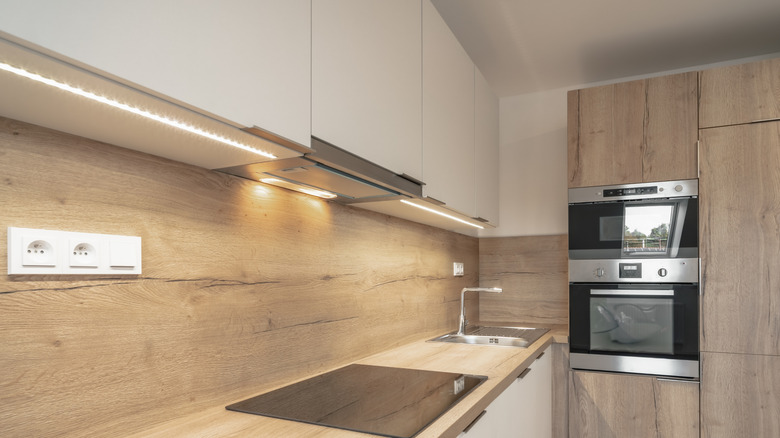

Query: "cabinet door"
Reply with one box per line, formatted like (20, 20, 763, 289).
(422, 0, 476, 216)
(312, 0, 422, 180)
(569, 371, 699, 438)
(475, 67, 500, 225)
(0, 0, 311, 147)
(701, 352, 780, 436)
(567, 72, 698, 188)
(700, 57, 780, 128)
(699, 121, 780, 355)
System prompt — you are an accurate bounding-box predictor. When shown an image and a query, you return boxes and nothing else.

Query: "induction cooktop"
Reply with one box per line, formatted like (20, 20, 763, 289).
(226, 364, 487, 438)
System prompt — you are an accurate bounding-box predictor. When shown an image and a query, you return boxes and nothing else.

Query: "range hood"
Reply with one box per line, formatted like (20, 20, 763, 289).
(217, 137, 423, 203)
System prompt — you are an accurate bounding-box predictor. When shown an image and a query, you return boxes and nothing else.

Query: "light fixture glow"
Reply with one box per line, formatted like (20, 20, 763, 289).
(260, 177, 337, 199)
(400, 199, 485, 229)
(0, 61, 276, 159)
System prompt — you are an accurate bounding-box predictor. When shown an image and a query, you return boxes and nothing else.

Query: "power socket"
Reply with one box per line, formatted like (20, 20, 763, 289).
(9, 228, 62, 274)
(453, 262, 464, 277)
(69, 236, 100, 269)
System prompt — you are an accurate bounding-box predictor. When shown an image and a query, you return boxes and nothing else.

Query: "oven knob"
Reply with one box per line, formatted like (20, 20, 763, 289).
(675, 184, 683, 192)
(658, 268, 668, 277)
(595, 267, 605, 278)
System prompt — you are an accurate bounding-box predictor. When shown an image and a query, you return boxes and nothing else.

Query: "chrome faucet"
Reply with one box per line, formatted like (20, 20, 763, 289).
(458, 287, 503, 335)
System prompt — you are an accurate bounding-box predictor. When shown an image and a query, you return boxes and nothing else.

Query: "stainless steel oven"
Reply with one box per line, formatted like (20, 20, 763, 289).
(568, 180, 699, 379)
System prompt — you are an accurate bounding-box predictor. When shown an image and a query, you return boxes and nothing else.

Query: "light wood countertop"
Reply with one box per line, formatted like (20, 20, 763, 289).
(128, 324, 568, 438)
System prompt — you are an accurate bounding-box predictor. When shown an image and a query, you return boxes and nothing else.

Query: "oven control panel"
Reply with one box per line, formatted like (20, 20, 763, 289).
(570, 258, 699, 283)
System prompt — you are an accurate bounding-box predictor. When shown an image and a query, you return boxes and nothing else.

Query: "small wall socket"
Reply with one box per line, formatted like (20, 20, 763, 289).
(453, 262, 464, 277)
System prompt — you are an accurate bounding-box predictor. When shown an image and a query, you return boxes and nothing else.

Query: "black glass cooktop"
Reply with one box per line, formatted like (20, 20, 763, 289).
(226, 364, 487, 438)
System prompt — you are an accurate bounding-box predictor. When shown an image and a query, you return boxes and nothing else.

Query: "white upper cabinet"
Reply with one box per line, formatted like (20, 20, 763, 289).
(0, 0, 311, 148)
(475, 67, 500, 225)
(312, 0, 423, 181)
(422, 0, 476, 216)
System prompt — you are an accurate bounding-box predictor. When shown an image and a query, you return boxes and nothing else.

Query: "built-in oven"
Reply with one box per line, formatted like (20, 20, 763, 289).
(568, 179, 699, 379)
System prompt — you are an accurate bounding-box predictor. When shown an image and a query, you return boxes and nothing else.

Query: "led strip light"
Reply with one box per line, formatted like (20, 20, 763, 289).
(401, 199, 485, 229)
(0, 61, 276, 159)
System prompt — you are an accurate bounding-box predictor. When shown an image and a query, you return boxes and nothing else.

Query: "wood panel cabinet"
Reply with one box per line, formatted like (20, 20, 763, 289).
(699, 57, 780, 128)
(422, 0, 476, 216)
(0, 0, 312, 148)
(701, 352, 780, 437)
(569, 370, 699, 438)
(312, 0, 423, 180)
(567, 72, 698, 188)
(699, 121, 780, 355)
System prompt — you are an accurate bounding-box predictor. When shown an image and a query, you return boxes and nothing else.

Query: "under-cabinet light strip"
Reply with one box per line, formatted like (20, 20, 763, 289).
(400, 199, 484, 229)
(0, 61, 276, 159)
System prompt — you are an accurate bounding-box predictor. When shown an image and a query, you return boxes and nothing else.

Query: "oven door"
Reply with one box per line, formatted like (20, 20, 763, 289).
(568, 197, 698, 260)
(569, 283, 699, 378)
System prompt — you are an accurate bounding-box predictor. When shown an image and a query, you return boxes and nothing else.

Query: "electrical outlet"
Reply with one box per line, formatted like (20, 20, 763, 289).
(22, 237, 57, 266)
(8, 227, 62, 274)
(453, 262, 464, 277)
(69, 237, 99, 268)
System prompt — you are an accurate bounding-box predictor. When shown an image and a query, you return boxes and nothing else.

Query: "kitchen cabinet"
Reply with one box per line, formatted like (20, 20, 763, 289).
(422, 0, 476, 216)
(699, 57, 780, 128)
(475, 67, 500, 225)
(701, 352, 780, 436)
(699, 121, 780, 355)
(569, 370, 699, 438)
(567, 72, 698, 188)
(459, 346, 551, 437)
(311, 0, 423, 181)
(0, 0, 311, 148)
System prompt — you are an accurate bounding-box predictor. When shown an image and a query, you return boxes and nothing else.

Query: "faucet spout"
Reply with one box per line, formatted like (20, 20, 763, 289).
(458, 287, 502, 335)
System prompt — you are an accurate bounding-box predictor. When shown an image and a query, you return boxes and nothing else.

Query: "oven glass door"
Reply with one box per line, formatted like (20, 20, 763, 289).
(570, 284, 699, 360)
(568, 197, 698, 260)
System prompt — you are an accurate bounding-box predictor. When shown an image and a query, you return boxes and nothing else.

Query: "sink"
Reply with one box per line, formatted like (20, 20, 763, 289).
(429, 326, 549, 348)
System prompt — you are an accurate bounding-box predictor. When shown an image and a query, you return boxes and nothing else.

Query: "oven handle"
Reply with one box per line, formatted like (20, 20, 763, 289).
(591, 289, 674, 296)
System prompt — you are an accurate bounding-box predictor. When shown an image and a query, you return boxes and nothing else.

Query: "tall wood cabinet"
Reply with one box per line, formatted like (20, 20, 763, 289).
(567, 72, 698, 188)
(698, 57, 780, 436)
(699, 121, 780, 356)
(568, 370, 699, 438)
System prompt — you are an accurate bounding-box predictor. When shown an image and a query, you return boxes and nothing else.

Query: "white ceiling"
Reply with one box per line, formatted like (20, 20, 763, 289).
(432, 0, 780, 97)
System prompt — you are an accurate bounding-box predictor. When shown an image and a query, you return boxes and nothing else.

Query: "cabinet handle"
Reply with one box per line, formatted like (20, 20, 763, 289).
(656, 377, 700, 384)
(424, 196, 446, 206)
(535, 351, 545, 361)
(462, 410, 488, 434)
(517, 367, 533, 379)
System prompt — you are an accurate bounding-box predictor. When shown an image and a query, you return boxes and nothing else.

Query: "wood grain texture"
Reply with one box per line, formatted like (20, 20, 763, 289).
(701, 352, 780, 437)
(478, 235, 568, 325)
(569, 370, 699, 438)
(0, 117, 479, 437)
(699, 122, 780, 355)
(699, 57, 780, 128)
(551, 343, 570, 438)
(567, 72, 698, 187)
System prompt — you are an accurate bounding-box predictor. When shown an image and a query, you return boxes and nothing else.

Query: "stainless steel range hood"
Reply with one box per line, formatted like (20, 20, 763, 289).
(217, 137, 423, 203)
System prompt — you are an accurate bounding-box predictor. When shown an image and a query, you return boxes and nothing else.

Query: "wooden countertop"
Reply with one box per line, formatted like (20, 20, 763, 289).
(128, 324, 568, 438)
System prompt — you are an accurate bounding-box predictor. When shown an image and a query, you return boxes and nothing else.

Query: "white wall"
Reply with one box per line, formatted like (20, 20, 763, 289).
(482, 52, 780, 238)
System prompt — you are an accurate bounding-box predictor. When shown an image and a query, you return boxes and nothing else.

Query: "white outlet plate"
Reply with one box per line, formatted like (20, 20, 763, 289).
(453, 262, 464, 277)
(8, 227, 141, 275)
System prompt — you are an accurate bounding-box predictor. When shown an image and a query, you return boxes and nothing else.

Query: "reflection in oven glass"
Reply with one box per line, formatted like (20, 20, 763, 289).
(590, 297, 673, 354)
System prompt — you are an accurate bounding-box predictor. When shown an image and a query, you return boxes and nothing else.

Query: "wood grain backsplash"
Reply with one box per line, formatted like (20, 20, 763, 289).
(0, 117, 479, 437)
(479, 235, 568, 325)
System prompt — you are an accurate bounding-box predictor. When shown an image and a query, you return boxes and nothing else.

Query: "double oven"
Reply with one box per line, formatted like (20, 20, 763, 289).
(568, 179, 699, 379)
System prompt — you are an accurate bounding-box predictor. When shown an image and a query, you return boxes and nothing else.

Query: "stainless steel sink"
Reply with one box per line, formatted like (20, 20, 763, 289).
(429, 326, 549, 348)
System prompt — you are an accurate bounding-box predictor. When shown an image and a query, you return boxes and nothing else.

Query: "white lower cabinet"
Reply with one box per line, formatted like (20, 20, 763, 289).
(460, 346, 552, 437)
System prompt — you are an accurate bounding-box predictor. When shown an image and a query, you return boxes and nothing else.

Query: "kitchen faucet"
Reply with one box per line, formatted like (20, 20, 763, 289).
(458, 287, 503, 335)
